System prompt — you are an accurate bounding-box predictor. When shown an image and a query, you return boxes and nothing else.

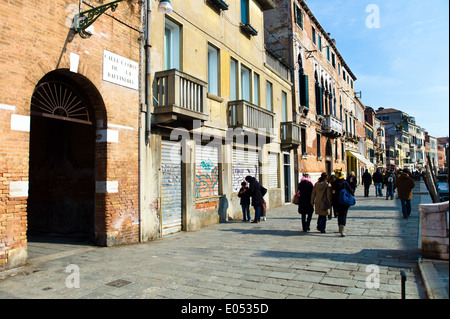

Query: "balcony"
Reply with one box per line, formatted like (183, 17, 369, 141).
(228, 100, 275, 138)
(280, 122, 301, 149)
(322, 115, 343, 137)
(153, 69, 208, 125)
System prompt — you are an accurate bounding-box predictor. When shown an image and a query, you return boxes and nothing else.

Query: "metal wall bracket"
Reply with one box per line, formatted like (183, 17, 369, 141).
(72, 0, 124, 34)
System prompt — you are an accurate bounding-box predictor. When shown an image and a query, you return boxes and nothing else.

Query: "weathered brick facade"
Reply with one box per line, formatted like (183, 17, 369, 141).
(0, 0, 142, 269)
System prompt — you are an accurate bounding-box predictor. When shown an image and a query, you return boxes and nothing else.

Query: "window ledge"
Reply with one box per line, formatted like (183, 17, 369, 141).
(240, 23, 258, 37)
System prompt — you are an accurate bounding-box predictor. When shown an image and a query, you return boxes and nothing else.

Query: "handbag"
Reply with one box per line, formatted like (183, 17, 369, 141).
(338, 188, 356, 206)
(292, 192, 300, 205)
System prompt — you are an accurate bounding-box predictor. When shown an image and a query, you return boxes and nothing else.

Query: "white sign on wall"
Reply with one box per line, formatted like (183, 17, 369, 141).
(103, 49, 138, 90)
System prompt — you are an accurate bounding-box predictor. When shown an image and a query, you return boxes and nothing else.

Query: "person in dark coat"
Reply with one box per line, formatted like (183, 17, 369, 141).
(296, 173, 314, 232)
(372, 168, 384, 197)
(331, 169, 355, 237)
(362, 169, 372, 197)
(245, 176, 264, 223)
(395, 169, 415, 219)
(238, 181, 251, 222)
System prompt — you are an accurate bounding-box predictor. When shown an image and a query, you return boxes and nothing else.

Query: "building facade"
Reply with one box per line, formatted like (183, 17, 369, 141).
(264, 0, 362, 182)
(140, 0, 295, 239)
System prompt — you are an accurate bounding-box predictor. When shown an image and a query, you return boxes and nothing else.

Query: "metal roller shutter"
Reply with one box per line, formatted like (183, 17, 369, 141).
(268, 153, 279, 189)
(232, 147, 259, 193)
(161, 140, 183, 236)
(195, 144, 219, 198)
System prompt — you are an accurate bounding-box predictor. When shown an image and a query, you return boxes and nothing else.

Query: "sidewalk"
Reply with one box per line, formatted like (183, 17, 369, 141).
(0, 183, 434, 299)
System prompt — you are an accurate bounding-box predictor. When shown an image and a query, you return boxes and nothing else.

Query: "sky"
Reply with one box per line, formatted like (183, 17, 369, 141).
(306, 0, 449, 138)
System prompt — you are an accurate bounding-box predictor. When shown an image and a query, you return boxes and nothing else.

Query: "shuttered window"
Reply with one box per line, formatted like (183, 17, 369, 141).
(295, 4, 303, 29)
(300, 74, 309, 108)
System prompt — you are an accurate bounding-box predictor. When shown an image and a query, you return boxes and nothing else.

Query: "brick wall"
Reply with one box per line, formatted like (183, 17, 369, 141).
(0, 0, 142, 270)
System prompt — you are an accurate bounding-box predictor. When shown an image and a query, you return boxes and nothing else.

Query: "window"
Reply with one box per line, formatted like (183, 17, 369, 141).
(312, 26, 316, 45)
(301, 127, 307, 155)
(241, 0, 249, 24)
(317, 134, 321, 157)
(241, 65, 251, 101)
(282, 91, 287, 122)
(299, 73, 309, 108)
(295, 4, 303, 29)
(338, 62, 341, 75)
(331, 52, 336, 68)
(207, 44, 219, 95)
(326, 46, 330, 61)
(253, 73, 260, 105)
(164, 19, 180, 70)
(230, 58, 237, 100)
(318, 35, 322, 51)
(266, 81, 273, 111)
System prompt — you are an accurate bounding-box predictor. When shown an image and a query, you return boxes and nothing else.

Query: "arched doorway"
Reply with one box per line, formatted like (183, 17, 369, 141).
(27, 70, 104, 244)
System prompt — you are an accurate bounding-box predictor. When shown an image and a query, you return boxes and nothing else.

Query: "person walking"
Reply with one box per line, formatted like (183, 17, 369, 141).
(362, 169, 372, 197)
(346, 171, 357, 191)
(395, 169, 415, 219)
(245, 176, 264, 223)
(311, 172, 331, 233)
(331, 169, 355, 237)
(372, 168, 384, 197)
(238, 181, 251, 222)
(297, 173, 314, 232)
(384, 169, 396, 200)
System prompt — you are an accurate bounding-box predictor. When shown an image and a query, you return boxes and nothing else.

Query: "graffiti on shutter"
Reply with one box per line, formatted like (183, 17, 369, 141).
(161, 140, 182, 236)
(232, 147, 259, 193)
(268, 153, 279, 189)
(195, 144, 219, 198)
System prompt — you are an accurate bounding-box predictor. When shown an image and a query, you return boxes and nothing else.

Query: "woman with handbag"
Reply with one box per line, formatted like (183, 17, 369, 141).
(331, 169, 355, 237)
(296, 173, 314, 232)
(310, 172, 332, 233)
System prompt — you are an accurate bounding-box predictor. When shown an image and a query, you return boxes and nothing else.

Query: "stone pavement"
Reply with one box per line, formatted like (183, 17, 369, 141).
(0, 183, 432, 300)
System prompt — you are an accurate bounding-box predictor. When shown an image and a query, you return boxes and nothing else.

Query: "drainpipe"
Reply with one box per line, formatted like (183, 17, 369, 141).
(138, 0, 145, 242)
(145, 0, 152, 141)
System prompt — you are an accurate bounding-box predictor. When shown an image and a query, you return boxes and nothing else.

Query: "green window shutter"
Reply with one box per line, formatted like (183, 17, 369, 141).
(300, 74, 309, 108)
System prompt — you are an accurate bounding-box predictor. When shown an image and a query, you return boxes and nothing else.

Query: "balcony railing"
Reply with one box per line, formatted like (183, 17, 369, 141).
(153, 69, 208, 123)
(228, 100, 275, 135)
(322, 115, 343, 137)
(280, 122, 301, 148)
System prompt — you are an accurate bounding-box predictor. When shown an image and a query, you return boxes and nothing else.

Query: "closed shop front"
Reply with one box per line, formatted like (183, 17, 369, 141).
(195, 144, 219, 198)
(232, 147, 259, 193)
(161, 140, 183, 236)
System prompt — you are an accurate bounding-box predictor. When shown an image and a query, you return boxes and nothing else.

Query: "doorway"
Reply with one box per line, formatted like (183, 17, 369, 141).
(27, 71, 97, 244)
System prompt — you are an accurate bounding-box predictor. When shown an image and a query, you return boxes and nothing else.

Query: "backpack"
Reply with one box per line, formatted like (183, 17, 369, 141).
(260, 185, 267, 197)
(339, 187, 356, 206)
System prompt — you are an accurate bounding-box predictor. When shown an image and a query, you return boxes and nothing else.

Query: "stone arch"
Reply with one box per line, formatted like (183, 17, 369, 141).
(27, 69, 108, 245)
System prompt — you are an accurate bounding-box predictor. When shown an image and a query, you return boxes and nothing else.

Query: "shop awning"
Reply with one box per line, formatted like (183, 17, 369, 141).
(348, 151, 375, 167)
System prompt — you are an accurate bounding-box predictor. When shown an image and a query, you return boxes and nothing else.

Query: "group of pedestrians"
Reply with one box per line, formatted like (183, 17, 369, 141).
(295, 169, 355, 237)
(238, 166, 417, 233)
(362, 167, 416, 219)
